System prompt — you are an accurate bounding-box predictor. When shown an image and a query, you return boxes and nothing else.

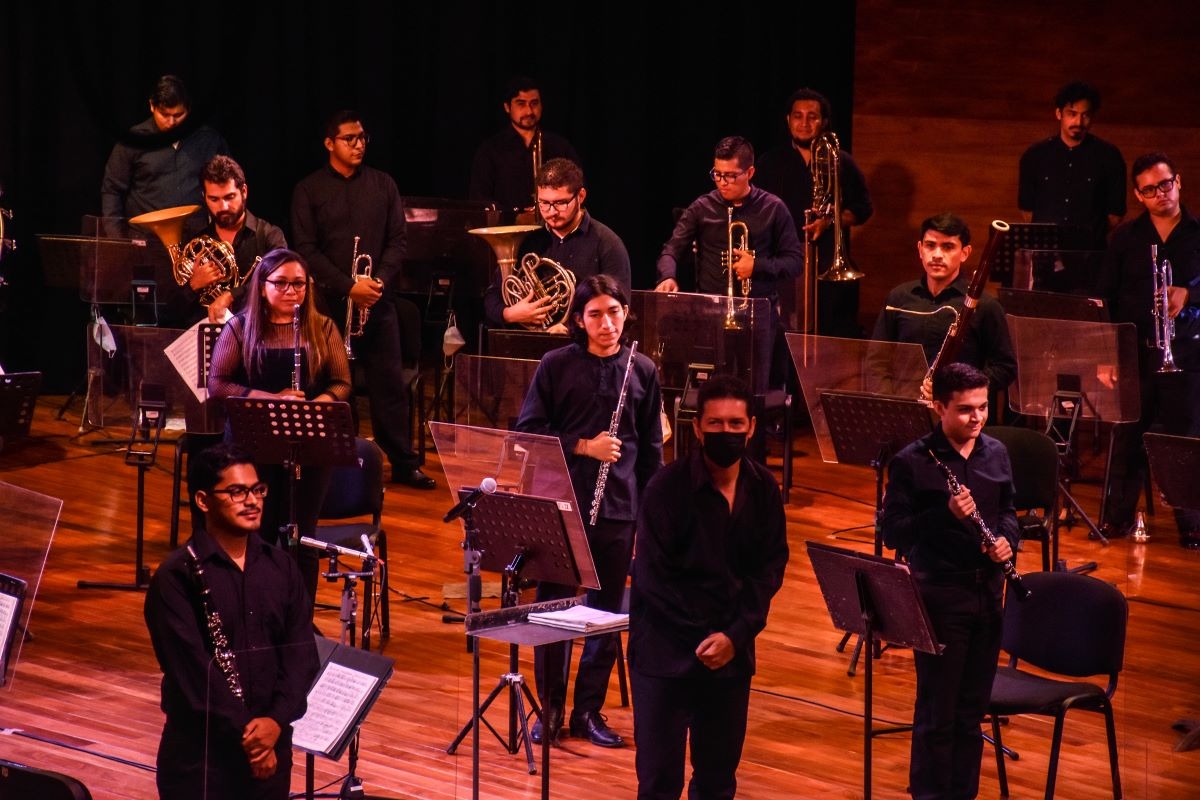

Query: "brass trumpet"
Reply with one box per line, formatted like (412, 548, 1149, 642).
(1152, 244, 1181, 373)
(722, 206, 753, 330)
(344, 235, 378, 360)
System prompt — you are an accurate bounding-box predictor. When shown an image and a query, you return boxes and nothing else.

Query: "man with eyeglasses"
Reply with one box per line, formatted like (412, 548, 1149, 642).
(483, 158, 631, 331)
(145, 442, 319, 800)
(291, 109, 435, 490)
(1098, 152, 1200, 547)
(756, 87, 874, 338)
(655, 135, 803, 392)
(469, 75, 580, 221)
(1018, 81, 1126, 250)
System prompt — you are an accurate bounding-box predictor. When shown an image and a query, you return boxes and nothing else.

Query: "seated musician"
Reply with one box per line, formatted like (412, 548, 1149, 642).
(483, 158, 631, 333)
(870, 213, 1016, 404)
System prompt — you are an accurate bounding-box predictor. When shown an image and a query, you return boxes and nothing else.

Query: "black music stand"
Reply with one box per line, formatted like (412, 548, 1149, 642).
(445, 491, 582, 779)
(992, 222, 1087, 287)
(0, 372, 41, 453)
(807, 541, 941, 800)
(819, 390, 932, 675)
(225, 399, 357, 547)
(0, 573, 27, 687)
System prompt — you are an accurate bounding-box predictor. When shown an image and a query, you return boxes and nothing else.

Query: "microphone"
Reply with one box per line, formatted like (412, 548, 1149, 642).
(443, 477, 498, 523)
(299, 536, 371, 560)
(361, 534, 375, 557)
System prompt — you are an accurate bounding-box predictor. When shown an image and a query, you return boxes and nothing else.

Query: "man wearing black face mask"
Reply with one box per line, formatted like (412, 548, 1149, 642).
(628, 374, 789, 800)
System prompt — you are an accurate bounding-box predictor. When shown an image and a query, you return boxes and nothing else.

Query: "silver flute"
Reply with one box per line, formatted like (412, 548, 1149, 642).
(589, 341, 638, 526)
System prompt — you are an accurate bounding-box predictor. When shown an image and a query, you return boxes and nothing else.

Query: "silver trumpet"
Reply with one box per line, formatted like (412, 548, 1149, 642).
(344, 235, 378, 360)
(1152, 244, 1181, 373)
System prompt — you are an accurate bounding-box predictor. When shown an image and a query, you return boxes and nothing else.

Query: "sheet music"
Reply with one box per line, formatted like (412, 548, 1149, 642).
(291, 661, 378, 755)
(165, 321, 206, 403)
(0, 592, 18, 659)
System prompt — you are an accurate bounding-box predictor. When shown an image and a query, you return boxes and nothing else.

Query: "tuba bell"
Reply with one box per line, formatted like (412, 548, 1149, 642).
(130, 205, 243, 307)
(501, 252, 577, 330)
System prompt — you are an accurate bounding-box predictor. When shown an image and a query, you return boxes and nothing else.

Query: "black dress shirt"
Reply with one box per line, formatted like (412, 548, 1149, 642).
(468, 126, 580, 213)
(1018, 134, 1127, 248)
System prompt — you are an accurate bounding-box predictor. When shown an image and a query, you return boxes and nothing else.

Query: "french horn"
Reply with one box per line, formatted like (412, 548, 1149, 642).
(501, 252, 577, 330)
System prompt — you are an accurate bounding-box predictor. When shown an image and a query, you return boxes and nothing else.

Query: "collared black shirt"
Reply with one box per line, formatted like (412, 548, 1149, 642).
(882, 425, 1018, 577)
(871, 274, 1017, 391)
(468, 126, 580, 213)
(1018, 134, 1127, 248)
(483, 211, 632, 327)
(629, 449, 788, 678)
(515, 341, 663, 522)
(656, 185, 803, 298)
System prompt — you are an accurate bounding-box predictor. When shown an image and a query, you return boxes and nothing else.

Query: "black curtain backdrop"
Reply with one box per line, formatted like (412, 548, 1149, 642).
(1, 3, 855, 392)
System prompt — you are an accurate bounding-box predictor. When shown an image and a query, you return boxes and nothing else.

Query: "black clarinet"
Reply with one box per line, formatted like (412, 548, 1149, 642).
(186, 545, 246, 700)
(927, 449, 1031, 601)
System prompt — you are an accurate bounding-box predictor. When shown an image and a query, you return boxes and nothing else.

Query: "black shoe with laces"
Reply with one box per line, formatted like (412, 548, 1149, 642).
(531, 705, 563, 745)
(569, 709, 625, 748)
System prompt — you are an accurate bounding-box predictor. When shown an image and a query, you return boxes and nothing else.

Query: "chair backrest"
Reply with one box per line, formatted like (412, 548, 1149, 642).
(1002, 571, 1128, 683)
(319, 437, 384, 522)
(987, 425, 1059, 511)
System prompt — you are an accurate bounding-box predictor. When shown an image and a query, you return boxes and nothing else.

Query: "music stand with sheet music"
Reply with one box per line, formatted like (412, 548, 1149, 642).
(0, 372, 41, 452)
(819, 390, 933, 675)
(0, 481, 62, 689)
(807, 541, 942, 800)
(0, 573, 26, 687)
(225, 399, 358, 547)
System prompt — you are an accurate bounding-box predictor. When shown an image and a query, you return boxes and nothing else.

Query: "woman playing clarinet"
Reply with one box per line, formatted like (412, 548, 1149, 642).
(514, 274, 663, 748)
(208, 248, 351, 600)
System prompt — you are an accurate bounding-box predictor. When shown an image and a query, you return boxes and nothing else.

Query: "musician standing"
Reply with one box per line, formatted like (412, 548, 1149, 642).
(871, 213, 1016, 402)
(101, 74, 228, 224)
(629, 374, 788, 800)
(468, 76, 580, 220)
(514, 274, 663, 748)
(483, 158, 631, 331)
(291, 109, 434, 489)
(164, 155, 286, 327)
(1097, 152, 1200, 547)
(756, 87, 874, 337)
(880, 362, 1018, 800)
(207, 249, 352, 597)
(144, 442, 319, 800)
(655, 135, 803, 391)
(1018, 81, 1126, 250)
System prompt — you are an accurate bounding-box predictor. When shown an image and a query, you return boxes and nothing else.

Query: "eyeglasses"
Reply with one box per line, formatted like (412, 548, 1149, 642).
(208, 482, 269, 503)
(535, 194, 578, 213)
(335, 133, 370, 147)
(709, 168, 748, 184)
(1136, 176, 1178, 198)
(266, 279, 308, 293)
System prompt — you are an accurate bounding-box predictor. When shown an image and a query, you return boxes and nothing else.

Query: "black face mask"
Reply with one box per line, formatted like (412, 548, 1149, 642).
(701, 431, 747, 468)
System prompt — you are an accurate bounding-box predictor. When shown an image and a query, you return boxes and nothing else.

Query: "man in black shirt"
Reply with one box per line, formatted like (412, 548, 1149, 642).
(1098, 152, 1200, 547)
(484, 158, 631, 331)
(291, 110, 434, 489)
(144, 442, 318, 800)
(757, 87, 874, 337)
(469, 76, 580, 221)
(1018, 81, 1126, 249)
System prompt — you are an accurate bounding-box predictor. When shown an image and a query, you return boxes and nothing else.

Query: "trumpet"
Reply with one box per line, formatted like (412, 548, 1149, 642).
(1152, 244, 1181, 373)
(344, 235, 378, 360)
(722, 206, 753, 330)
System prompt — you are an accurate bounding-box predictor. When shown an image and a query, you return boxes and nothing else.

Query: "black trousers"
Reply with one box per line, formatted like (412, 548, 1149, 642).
(909, 577, 1003, 800)
(156, 718, 293, 800)
(354, 298, 419, 472)
(533, 518, 633, 713)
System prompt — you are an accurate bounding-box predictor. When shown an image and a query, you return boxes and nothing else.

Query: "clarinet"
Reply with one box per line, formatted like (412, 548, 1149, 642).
(185, 544, 246, 700)
(589, 340, 638, 526)
(926, 449, 1031, 601)
(291, 302, 302, 394)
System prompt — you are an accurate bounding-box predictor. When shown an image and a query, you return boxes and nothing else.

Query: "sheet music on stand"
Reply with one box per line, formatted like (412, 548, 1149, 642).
(292, 636, 394, 760)
(0, 481, 62, 687)
(0, 573, 26, 687)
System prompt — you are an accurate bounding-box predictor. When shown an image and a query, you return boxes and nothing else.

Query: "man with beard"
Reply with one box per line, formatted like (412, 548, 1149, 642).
(1018, 81, 1127, 249)
(871, 213, 1016, 404)
(469, 76, 580, 222)
(101, 74, 228, 227)
(144, 442, 318, 800)
(166, 155, 287, 326)
(655, 136, 803, 392)
(629, 373, 788, 800)
(757, 87, 874, 338)
(483, 157, 631, 332)
(1098, 152, 1200, 547)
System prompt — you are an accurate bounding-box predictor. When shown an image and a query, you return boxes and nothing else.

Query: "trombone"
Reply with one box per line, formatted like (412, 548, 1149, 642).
(806, 132, 863, 333)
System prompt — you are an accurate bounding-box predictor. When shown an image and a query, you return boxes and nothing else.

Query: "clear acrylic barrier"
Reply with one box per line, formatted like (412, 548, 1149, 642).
(628, 290, 772, 393)
(0, 481, 63, 687)
(85, 323, 205, 431)
(786, 333, 928, 463)
(428, 421, 598, 590)
(452, 354, 541, 431)
(1006, 315, 1140, 423)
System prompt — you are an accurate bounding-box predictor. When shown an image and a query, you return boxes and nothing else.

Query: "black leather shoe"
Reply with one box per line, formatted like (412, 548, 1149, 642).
(393, 467, 436, 490)
(531, 705, 563, 745)
(569, 709, 625, 748)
